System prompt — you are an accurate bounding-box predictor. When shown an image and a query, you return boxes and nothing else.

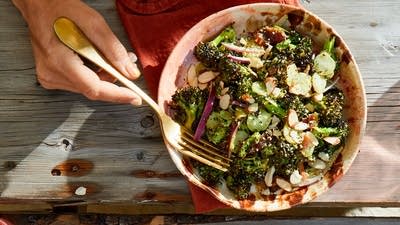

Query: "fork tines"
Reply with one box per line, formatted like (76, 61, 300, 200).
(178, 130, 231, 172)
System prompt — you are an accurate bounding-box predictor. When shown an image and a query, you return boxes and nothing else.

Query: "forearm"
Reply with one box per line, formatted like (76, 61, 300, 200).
(12, 0, 78, 21)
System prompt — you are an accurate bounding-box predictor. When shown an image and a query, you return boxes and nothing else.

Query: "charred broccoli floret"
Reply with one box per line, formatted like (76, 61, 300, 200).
(194, 162, 224, 187)
(314, 140, 341, 157)
(170, 87, 208, 130)
(218, 57, 255, 99)
(312, 120, 349, 140)
(226, 174, 252, 200)
(194, 26, 255, 99)
(265, 138, 299, 178)
(275, 30, 313, 70)
(225, 156, 268, 199)
(318, 88, 345, 127)
(257, 96, 287, 119)
(261, 30, 313, 85)
(205, 110, 233, 145)
(281, 93, 310, 120)
(312, 120, 349, 157)
(237, 132, 262, 158)
(194, 26, 236, 69)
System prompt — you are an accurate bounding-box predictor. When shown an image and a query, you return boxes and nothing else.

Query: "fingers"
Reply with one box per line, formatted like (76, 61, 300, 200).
(96, 51, 139, 83)
(74, 10, 140, 80)
(85, 80, 143, 105)
(66, 59, 142, 105)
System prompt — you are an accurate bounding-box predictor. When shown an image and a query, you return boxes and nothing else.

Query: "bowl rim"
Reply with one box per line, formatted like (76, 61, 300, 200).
(158, 2, 367, 212)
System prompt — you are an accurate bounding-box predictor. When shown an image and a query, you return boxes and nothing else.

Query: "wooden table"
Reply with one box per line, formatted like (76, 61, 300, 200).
(0, 0, 399, 216)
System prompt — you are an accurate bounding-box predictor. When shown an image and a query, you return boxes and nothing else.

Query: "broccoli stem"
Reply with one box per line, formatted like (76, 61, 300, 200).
(312, 126, 347, 138)
(260, 98, 286, 119)
(323, 36, 336, 59)
(210, 26, 236, 47)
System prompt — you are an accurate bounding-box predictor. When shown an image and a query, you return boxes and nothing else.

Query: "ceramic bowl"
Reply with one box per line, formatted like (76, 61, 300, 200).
(158, 3, 367, 212)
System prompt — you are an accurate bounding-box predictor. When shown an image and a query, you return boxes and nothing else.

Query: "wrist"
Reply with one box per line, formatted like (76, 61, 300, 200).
(12, 0, 36, 20)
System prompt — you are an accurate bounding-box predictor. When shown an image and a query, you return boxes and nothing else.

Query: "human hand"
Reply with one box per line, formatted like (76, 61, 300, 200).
(12, 0, 142, 105)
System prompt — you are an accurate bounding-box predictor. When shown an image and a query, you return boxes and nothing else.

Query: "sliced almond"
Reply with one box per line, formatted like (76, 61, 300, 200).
(324, 136, 341, 145)
(248, 103, 258, 112)
(265, 44, 273, 56)
(242, 94, 255, 103)
(271, 87, 282, 98)
(290, 170, 302, 185)
(261, 188, 271, 196)
(289, 130, 303, 144)
(264, 166, 275, 187)
(276, 178, 292, 192)
(297, 175, 323, 187)
(198, 82, 208, 90)
(265, 77, 276, 94)
(318, 152, 330, 162)
(312, 93, 324, 102)
(198, 71, 218, 83)
(303, 131, 319, 148)
(187, 64, 198, 87)
(272, 129, 282, 137)
(269, 115, 280, 129)
(294, 122, 309, 131)
(220, 87, 229, 96)
(274, 189, 284, 195)
(287, 109, 299, 128)
(219, 81, 224, 89)
(310, 159, 326, 170)
(219, 94, 230, 110)
(249, 56, 263, 69)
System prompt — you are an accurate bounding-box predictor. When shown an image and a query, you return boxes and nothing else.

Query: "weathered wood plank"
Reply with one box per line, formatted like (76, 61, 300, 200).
(0, 0, 399, 214)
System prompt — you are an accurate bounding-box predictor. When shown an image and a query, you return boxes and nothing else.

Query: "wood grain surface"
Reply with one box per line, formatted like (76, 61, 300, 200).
(0, 0, 399, 214)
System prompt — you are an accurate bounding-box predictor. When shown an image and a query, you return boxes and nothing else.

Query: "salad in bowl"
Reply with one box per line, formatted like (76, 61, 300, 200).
(159, 3, 366, 211)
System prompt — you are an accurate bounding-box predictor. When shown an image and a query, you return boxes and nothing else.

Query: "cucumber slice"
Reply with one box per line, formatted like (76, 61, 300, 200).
(233, 130, 249, 150)
(247, 109, 272, 132)
(288, 72, 312, 96)
(314, 51, 336, 79)
(287, 64, 312, 96)
(252, 81, 268, 96)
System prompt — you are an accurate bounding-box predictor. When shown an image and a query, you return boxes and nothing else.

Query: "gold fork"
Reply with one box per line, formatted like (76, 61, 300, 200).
(53, 17, 231, 171)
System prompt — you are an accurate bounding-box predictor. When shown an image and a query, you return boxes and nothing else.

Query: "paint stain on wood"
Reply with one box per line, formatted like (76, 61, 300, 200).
(52, 159, 94, 177)
(3, 161, 17, 171)
(140, 115, 155, 128)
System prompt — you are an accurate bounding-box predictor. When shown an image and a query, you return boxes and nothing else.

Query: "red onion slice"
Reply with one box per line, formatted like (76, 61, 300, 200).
(222, 42, 266, 54)
(227, 54, 251, 63)
(193, 85, 216, 141)
(227, 121, 240, 158)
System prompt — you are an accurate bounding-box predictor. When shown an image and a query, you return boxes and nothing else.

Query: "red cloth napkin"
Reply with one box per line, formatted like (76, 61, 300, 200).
(116, 0, 300, 213)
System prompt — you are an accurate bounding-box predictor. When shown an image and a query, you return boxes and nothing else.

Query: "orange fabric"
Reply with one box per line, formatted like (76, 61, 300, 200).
(116, 0, 300, 213)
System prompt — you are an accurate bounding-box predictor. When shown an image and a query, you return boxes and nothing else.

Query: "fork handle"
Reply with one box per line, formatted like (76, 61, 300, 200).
(87, 48, 161, 113)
